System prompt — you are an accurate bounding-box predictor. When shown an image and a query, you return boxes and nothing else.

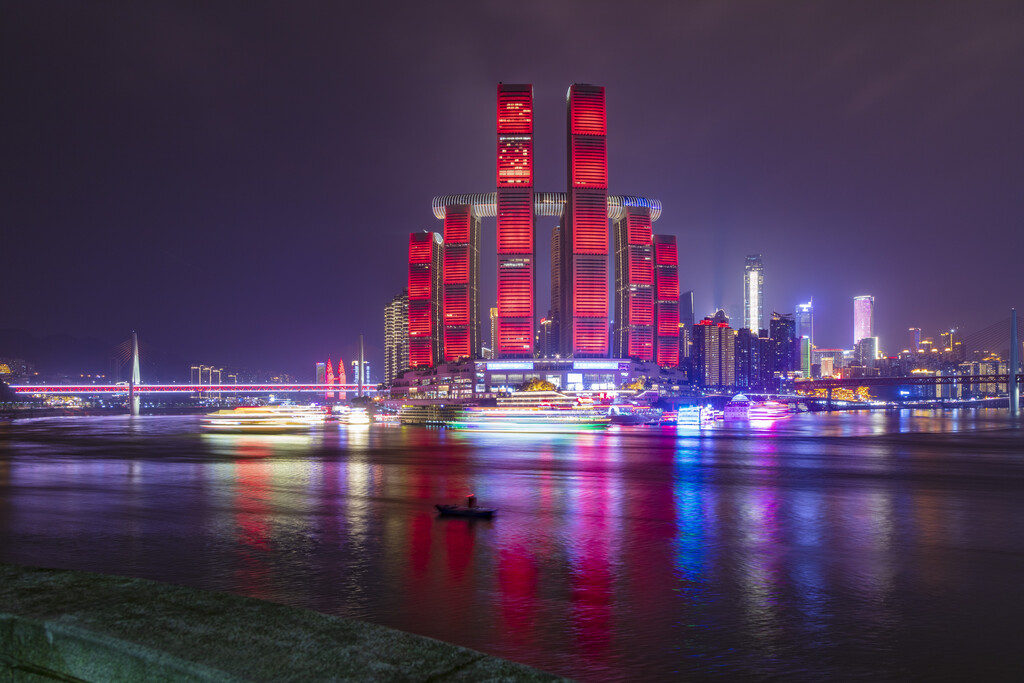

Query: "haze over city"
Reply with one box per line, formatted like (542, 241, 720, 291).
(4, 1, 1022, 377)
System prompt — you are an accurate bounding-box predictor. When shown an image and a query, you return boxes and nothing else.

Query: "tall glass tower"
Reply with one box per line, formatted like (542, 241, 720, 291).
(795, 299, 813, 347)
(743, 255, 764, 332)
(853, 295, 874, 346)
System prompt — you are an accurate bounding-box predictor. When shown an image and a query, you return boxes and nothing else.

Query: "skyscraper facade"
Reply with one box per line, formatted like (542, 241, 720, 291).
(768, 311, 798, 379)
(442, 205, 481, 362)
(908, 327, 921, 353)
(407, 231, 444, 368)
(653, 235, 680, 368)
(384, 290, 408, 384)
(692, 310, 735, 388)
(743, 255, 764, 333)
(853, 295, 874, 346)
(612, 206, 653, 361)
(561, 84, 609, 358)
(496, 84, 535, 358)
(795, 300, 813, 347)
(549, 224, 561, 353)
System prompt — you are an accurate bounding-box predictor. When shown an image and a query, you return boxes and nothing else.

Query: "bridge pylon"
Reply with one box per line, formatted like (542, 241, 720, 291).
(129, 331, 141, 416)
(1011, 309, 1019, 416)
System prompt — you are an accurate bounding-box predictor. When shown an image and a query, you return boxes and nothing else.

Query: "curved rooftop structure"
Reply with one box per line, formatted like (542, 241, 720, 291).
(432, 192, 662, 222)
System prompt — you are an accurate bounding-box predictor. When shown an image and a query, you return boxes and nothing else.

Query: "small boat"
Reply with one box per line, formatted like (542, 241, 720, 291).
(435, 495, 497, 518)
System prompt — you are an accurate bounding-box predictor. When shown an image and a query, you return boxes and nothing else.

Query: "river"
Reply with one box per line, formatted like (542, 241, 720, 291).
(1, 411, 1022, 680)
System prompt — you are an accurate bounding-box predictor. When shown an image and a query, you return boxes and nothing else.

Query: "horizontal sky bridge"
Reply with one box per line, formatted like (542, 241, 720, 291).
(11, 384, 377, 395)
(431, 193, 662, 221)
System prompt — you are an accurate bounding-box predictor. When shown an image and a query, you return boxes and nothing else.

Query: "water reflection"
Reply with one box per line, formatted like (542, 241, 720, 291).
(1, 413, 1023, 680)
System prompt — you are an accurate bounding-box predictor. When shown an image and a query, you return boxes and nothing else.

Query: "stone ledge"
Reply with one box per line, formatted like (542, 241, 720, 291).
(0, 564, 565, 682)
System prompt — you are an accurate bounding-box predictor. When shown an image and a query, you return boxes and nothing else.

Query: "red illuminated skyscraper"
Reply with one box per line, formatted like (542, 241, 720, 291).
(442, 205, 481, 362)
(653, 234, 680, 368)
(408, 232, 443, 368)
(613, 206, 654, 361)
(561, 84, 609, 358)
(496, 84, 535, 358)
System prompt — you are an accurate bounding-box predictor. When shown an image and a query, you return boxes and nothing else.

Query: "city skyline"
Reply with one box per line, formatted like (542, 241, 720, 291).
(3, 2, 1022, 377)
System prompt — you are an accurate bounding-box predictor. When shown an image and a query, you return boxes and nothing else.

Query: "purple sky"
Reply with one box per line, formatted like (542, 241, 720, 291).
(4, 1, 1022, 377)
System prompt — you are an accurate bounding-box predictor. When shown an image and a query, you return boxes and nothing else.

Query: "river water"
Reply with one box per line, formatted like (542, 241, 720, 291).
(1, 411, 1023, 681)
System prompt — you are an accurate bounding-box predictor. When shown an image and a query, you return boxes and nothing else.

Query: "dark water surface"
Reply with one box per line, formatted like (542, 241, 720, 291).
(2, 411, 1023, 681)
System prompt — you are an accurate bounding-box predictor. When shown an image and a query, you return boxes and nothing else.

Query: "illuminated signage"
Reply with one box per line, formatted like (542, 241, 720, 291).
(486, 361, 534, 371)
(573, 361, 620, 370)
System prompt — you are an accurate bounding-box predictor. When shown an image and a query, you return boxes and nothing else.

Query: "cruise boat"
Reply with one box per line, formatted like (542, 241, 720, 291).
(451, 391, 610, 432)
(607, 404, 663, 425)
(202, 405, 327, 432)
(723, 394, 752, 420)
(749, 400, 792, 421)
(345, 408, 370, 425)
(723, 395, 792, 422)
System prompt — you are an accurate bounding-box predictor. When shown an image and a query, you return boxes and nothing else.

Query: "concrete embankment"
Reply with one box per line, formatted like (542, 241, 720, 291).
(0, 563, 565, 682)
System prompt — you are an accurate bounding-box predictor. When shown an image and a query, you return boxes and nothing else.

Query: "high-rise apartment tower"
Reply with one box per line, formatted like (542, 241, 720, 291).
(654, 235, 680, 368)
(384, 290, 409, 384)
(407, 232, 444, 368)
(560, 84, 609, 358)
(442, 205, 481, 362)
(495, 84, 535, 358)
(612, 206, 654, 360)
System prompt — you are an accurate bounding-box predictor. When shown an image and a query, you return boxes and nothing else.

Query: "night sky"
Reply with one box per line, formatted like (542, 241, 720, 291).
(4, 1, 1022, 378)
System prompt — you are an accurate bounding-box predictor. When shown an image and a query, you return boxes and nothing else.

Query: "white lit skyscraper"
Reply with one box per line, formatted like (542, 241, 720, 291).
(853, 295, 874, 346)
(743, 255, 764, 332)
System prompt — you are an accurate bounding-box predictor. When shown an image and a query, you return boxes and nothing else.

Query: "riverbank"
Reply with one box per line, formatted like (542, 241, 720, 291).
(0, 563, 563, 682)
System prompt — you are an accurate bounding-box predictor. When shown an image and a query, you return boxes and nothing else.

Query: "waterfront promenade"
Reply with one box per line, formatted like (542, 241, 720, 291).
(0, 563, 560, 681)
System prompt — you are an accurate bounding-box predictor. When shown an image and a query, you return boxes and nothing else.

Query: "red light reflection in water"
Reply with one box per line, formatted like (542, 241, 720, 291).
(232, 439, 273, 601)
(566, 435, 617, 664)
(495, 443, 555, 649)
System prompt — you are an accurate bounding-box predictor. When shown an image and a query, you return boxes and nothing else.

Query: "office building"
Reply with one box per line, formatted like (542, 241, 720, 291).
(408, 231, 444, 368)
(384, 290, 409, 385)
(854, 336, 879, 368)
(795, 300, 813, 347)
(653, 235, 679, 368)
(442, 205, 481, 362)
(612, 206, 654, 361)
(561, 84, 609, 358)
(743, 255, 764, 333)
(692, 310, 735, 388)
(496, 84, 536, 357)
(679, 290, 694, 360)
(767, 311, 797, 380)
(853, 295, 874, 346)
(734, 327, 762, 389)
(908, 327, 921, 352)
